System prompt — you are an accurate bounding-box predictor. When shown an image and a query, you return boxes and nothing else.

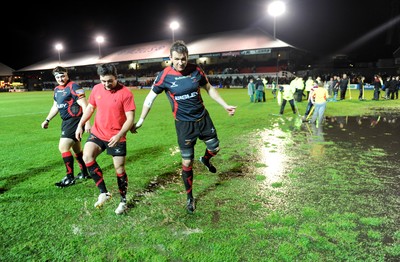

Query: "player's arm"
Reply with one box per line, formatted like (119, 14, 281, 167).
(77, 97, 91, 133)
(75, 103, 95, 141)
(108, 110, 135, 147)
(130, 90, 158, 133)
(120, 110, 135, 136)
(202, 83, 236, 116)
(41, 101, 58, 129)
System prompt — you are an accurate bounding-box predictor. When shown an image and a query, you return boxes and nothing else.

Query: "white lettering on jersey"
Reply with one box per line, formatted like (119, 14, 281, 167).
(175, 92, 198, 101)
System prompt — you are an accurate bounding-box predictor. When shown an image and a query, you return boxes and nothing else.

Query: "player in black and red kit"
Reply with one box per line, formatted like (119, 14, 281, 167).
(41, 66, 91, 187)
(131, 40, 236, 213)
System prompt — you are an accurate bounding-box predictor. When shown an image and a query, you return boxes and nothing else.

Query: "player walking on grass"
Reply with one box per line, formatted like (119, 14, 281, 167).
(75, 64, 136, 215)
(41, 66, 91, 188)
(131, 40, 236, 213)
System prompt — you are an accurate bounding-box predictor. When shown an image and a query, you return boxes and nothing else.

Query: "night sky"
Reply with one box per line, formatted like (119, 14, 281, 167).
(3, 0, 400, 70)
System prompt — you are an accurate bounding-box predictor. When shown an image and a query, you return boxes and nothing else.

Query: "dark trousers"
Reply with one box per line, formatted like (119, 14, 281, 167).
(340, 87, 347, 100)
(373, 88, 380, 100)
(295, 89, 303, 102)
(304, 100, 313, 117)
(280, 99, 296, 114)
(358, 85, 364, 99)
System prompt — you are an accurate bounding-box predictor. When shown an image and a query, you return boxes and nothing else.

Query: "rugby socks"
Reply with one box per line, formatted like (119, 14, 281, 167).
(86, 161, 107, 193)
(181, 165, 193, 199)
(62, 151, 74, 179)
(116, 172, 128, 203)
(203, 149, 216, 160)
(74, 151, 89, 177)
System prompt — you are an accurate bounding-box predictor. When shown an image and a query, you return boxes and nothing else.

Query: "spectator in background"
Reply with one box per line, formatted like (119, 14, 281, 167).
(279, 83, 297, 115)
(358, 75, 366, 101)
(76, 63, 136, 215)
(305, 76, 314, 100)
(271, 79, 277, 99)
(247, 78, 255, 102)
(41, 66, 91, 188)
(255, 76, 264, 102)
(387, 76, 398, 100)
(327, 76, 334, 99)
(331, 75, 340, 102)
(294, 76, 305, 102)
(303, 77, 321, 121)
(339, 73, 349, 100)
(310, 81, 329, 126)
(383, 76, 391, 99)
(372, 74, 382, 100)
(262, 77, 268, 102)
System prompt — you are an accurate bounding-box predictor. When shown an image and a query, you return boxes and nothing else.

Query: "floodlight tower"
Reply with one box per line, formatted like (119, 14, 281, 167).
(96, 35, 105, 58)
(268, 1, 286, 39)
(170, 21, 180, 42)
(55, 43, 63, 64)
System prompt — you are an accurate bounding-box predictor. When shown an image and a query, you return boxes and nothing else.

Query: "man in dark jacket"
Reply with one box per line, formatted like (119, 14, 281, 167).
(255, 77, 265, 102)
(339, 73, 349, 100)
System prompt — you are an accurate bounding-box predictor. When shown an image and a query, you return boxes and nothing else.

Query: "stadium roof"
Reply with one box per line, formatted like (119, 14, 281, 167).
(0, 62, 15, 76)
(17, 28, 295, 72)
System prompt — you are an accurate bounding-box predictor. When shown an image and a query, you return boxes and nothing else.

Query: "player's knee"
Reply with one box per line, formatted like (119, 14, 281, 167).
(182, 159, 193, 168)
(211, 147, 220, 154)
(181, 148, 194, 161)
(205, 138, 220, 153)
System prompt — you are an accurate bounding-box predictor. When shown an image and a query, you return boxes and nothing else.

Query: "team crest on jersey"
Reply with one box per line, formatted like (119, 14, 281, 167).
(56, 89, 67, 97)
(191, 76, 198, 83)
(171, 81, 178, 88)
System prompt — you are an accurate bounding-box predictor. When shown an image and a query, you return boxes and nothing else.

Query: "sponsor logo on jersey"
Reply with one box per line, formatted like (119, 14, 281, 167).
(175, 92, 198, 101)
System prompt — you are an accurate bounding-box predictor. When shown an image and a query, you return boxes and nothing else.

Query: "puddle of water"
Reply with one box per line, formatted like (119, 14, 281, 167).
(258, 128, 292, 185)
(262, 114, 400, 189)
(256, 113, 399, 244)
(324, 115, 400, 156)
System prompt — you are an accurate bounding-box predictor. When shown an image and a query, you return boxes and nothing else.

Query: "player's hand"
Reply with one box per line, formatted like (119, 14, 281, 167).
(226, 106, 237, 116)
(130, 119, 144, 134)
(41, 121, 49, 129)
(108, 135, 121, 147)
(130, 123, 141, 134)
(84, 122, 91, 133)
(75, 126, 83, 141)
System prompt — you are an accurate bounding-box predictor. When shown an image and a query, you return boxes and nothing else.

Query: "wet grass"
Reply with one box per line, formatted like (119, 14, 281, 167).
(0, 89, 399, 261)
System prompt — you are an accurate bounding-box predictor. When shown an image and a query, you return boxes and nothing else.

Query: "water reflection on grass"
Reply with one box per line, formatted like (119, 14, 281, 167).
(257, 113, 400, 259)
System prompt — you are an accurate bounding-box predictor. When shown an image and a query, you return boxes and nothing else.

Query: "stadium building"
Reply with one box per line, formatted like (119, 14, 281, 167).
(3, 28, 399, 92)
(9, 28, 310, 91)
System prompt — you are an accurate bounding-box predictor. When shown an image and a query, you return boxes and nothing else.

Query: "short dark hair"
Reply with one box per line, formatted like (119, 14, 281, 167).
(52, 66, 68, 76)
(97, 64, 118, 77)
(170, 40, 188, 56)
